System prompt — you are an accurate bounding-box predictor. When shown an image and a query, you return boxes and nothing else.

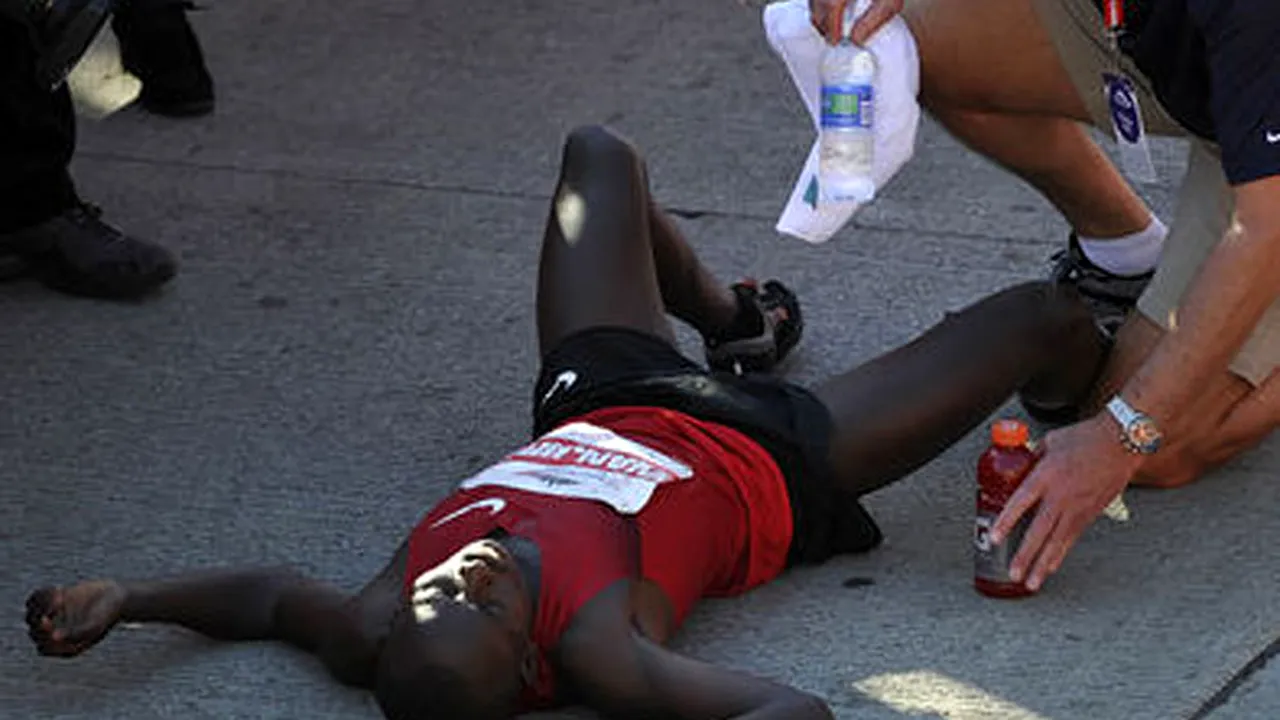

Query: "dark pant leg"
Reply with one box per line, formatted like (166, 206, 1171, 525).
(0, 11, 79, 234)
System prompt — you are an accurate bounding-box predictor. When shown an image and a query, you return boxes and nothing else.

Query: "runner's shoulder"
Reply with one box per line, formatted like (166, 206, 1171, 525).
(554, 582, 650, 699)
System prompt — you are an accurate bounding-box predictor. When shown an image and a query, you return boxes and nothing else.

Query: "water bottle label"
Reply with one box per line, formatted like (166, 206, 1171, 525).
(973, 510, 1032, 583)
(820, 84, 874, 129)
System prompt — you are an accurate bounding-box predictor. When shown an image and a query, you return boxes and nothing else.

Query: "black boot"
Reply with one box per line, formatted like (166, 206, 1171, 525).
(1, 203, 177, 299)
(11, 0, 114, 90)
(112, 0, 213, 117)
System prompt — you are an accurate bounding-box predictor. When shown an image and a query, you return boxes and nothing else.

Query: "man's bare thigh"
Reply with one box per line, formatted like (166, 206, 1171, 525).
(903, 0, 1092, 121)
(1086, 315, 1278, 487)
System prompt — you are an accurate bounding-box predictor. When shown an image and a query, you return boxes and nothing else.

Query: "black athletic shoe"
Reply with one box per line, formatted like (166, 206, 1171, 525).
(705, 279, 803, 375)
(0, 203, 177, 299)
(1049, 233, 1154, 339)
(113, 0, 213, 117)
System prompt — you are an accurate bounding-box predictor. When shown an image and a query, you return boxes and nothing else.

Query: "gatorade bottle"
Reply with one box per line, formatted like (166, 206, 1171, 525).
(973, 418, 1041, 599)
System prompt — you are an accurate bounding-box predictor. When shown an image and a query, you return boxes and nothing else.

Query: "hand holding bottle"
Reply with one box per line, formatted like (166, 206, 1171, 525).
(809, 0, 904, 45)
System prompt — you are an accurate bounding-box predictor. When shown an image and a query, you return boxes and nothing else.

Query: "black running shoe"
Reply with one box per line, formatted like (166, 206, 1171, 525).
(1049, 233, 1154, 339)
(113, 0, 213, 117)
(0, 203, 177, 299)
(705, 279, 803, 375)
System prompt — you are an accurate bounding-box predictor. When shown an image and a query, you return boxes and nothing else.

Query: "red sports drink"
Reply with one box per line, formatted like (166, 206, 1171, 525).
(973, 418, 1040, 599)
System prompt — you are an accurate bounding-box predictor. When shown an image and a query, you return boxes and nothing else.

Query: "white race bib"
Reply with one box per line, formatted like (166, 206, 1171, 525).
(460, 422, 694, 514)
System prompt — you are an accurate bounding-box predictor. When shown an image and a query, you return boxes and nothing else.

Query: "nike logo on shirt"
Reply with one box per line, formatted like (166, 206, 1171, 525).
(429, 498, 507, 528)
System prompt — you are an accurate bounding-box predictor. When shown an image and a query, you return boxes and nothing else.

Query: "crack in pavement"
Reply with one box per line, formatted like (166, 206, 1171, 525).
(76, 150, 1061, 248)
(1189, 634, 1280, 719)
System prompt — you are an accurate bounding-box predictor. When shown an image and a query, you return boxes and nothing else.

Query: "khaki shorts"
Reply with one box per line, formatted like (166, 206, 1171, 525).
(1031, 0, 1280, 386)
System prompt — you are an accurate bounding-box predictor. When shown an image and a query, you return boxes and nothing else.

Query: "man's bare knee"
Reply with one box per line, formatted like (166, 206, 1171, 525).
(562, 125, 642, 177)
(1129, 366, 1274, 489)
(1039, 281, 1101, 339)
(977, 281, 1097, 350)
(903, 0, 1089, 119)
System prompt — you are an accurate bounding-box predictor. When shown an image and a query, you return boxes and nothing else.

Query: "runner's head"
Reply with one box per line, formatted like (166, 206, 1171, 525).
(375, 538, 535, 719)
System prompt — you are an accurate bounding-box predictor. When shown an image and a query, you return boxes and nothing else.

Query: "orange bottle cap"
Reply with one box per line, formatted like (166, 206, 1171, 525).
(991, 418, 1029, 447)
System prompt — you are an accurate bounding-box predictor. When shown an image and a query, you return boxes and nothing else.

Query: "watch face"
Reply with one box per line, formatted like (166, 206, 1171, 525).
(1128, 416, 1163, 453)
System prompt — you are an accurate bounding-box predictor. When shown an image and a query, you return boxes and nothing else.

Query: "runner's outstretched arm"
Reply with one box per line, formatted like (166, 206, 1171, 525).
(26, 564, 394, 687)
(559, 617, 834, 719)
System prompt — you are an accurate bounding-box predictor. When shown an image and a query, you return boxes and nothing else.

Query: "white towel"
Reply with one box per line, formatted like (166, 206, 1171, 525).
(764, 0, 922, 244)
(68, 27, 141, 120)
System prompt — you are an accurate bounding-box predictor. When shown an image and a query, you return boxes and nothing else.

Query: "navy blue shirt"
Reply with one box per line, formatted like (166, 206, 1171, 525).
(1101, 0, 1280, 184)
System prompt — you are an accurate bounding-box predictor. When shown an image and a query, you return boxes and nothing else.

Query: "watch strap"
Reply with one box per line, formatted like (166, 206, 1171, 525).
(1106, 395, 1138, 428)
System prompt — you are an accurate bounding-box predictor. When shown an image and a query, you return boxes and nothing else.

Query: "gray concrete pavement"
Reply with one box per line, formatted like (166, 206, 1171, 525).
(2, 1, 1277, 718)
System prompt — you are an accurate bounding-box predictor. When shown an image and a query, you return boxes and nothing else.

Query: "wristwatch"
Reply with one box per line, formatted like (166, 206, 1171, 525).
(1105, 395, 1163, 455)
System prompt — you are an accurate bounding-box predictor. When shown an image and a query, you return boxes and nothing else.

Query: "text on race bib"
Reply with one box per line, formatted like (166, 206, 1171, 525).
(459, 422, 694, 514)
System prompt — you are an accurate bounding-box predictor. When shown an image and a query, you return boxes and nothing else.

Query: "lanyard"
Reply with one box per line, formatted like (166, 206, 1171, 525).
(1103, 0, 1125, 30)
(1103, 0, 1125, 48)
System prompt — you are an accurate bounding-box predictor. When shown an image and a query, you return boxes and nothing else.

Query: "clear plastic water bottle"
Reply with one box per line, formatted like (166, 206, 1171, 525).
(819, 10, 877, 204)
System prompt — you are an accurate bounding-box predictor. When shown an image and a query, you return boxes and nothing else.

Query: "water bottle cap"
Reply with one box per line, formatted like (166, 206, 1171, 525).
(991, 419, 1029, 447)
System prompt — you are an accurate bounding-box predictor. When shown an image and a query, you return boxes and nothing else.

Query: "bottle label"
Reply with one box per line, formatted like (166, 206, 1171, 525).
(820, 84, 874, 129)
(973, 509, 1032, 583)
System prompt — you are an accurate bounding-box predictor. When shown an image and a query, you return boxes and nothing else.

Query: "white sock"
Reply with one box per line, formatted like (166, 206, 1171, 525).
(1076, 215, 1168, 276)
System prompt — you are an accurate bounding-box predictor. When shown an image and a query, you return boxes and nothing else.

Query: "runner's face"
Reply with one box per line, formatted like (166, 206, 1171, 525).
(380, 594, 524, 717)
(410, 539, 531, 644)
